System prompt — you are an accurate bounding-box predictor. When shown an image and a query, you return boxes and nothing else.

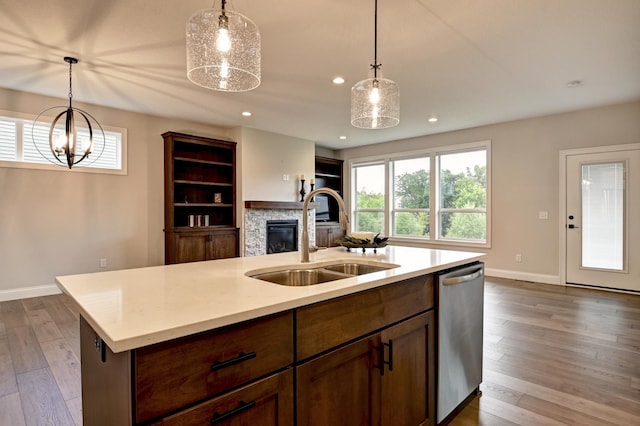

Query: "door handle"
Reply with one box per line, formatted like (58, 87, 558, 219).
(567, 224, 580, 229)
(442, 269, 483, 286)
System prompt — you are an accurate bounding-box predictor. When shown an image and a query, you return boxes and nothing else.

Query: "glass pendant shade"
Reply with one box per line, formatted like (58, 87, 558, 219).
(350, 0, 400, 129)
(351, 76, 400, 129)
(186, 4, 261, 92)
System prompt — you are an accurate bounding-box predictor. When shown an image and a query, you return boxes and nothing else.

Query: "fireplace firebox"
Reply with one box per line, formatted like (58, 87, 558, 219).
(266, 220, 298, 254)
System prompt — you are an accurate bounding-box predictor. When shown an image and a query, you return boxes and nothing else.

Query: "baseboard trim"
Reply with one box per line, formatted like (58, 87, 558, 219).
(0, 284, 62, 302)
(484, 268, 561, 285)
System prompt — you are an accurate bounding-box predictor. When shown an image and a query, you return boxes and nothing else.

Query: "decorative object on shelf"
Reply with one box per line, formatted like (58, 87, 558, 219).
(309, 178, 315, 200)
(32, 56, 106, 169)
(299, 175, 306, 202)
(214, 193, 223, 203)
(186, 0, 261, 92)
(351, 0, 399, 129)
(337, 233, 389, 253)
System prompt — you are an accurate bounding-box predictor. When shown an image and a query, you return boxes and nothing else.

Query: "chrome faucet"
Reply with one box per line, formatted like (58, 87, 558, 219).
(301, 187, 349, 263)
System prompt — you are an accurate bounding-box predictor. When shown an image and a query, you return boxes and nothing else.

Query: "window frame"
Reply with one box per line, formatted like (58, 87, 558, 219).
(349, 140, 491, 248)
(0, 109, 127, 175)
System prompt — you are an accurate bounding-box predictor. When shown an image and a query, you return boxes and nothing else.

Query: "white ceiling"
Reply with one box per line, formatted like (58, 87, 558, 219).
(1, 0, 639, 149)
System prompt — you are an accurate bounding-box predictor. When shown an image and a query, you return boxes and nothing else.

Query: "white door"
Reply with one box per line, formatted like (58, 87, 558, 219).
(565, 146, 640, 292)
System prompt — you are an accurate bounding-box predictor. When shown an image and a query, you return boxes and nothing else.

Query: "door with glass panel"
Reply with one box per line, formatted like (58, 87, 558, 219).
(565, 148, 640, 292)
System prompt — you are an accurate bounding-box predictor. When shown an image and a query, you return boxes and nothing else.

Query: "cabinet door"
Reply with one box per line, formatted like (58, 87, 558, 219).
(175, 231, 208, 263)
(297, 336, 381, 426)
(208, 229, 239, 260)
(153, 369, 293, 426)
(380, 312, 435, 426)
(315, 227, 330, 248)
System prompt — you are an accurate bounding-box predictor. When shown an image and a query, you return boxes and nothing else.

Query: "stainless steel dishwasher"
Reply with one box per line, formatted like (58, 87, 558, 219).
(437, 262, 484, 424)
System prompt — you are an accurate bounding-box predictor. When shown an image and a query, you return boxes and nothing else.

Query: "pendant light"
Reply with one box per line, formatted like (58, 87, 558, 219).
(33, 57, 105, 169)
(186, 0, 261, 92)
(351, 0, 399, 129)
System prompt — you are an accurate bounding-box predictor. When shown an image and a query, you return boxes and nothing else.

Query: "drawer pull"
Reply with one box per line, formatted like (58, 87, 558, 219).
(375, 340, 393, 376)
(211, 400, 256, 424)
(210, 351, 257, 372)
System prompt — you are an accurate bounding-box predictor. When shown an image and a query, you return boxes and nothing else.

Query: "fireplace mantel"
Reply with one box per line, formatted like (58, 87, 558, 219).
(244, 201, 319, 210)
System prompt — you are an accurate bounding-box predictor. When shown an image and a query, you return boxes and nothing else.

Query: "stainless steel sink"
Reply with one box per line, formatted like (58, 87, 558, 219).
(247, 260, 399, 286)
(249, 268, 350, 286)
(322, 263, 392, 275)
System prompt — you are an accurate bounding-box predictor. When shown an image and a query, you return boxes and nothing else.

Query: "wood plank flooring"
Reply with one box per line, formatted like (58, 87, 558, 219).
(451, 278, 640, 426)
(0, 277, 638, 425)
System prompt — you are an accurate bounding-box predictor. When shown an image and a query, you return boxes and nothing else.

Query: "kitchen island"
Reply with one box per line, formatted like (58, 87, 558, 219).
(56, 245, 484, 426)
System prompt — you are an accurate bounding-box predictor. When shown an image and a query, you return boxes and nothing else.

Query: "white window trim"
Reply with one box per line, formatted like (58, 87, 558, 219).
(349, 140, 491, 249)
(0, 109, 128, 175)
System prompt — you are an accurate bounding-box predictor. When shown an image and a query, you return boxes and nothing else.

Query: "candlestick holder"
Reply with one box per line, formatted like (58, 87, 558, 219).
(299, 179, 306, 202)
(310, 182, 315, 201)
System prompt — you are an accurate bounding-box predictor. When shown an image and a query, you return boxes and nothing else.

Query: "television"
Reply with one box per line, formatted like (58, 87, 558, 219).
(315, 195, 331, 221)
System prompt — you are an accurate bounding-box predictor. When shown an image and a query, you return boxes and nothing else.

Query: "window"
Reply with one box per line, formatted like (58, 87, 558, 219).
(0, 111, 126, 174)
(352, 162, 386, 234)
(350, 141, 490, 247)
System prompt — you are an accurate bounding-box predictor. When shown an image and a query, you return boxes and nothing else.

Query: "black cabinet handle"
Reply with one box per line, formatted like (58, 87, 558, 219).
(210, 400, 256, 424)
(375, 344, 385, 376)
(375, 340, 393, 376)
(384, 340, 393, 372)
(210, 351, 256, 372)
(374, 339, 393, 376)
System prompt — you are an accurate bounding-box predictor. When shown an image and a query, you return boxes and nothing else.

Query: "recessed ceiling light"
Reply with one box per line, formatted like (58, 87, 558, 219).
(332, 76, 346, 85)
(242, 111, 252, 117)
(428, 117, 438, 123)
(339, 135, 347, 140)
(566, 80, 583, 88)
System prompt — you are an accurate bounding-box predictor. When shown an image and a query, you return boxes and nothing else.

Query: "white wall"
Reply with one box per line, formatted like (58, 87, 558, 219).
(337, 101, 640, 284)
(0, 88, 234, 300)
(240, 127, 315, 202)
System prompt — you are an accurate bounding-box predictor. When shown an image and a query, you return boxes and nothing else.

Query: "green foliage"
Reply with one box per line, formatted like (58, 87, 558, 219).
(356, 165, 487, 240)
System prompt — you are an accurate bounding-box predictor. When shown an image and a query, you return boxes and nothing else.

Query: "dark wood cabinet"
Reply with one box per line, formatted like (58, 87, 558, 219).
(380, 312, 435, 426)
(297, 313, 435, 426)
(166, 227, 239, 264)
(296, 275, 436, 426)
(152, 370, 293, 426)
(315, 222, 343, 248)
(80, 275, 436, 426)
(163, 132, 238, 264)
(314, 156, 345, 244)
(297, 336, 380, 426)
(81, 312, 294, 426)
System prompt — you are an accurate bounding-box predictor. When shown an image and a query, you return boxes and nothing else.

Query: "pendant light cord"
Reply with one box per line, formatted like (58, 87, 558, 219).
(372, 0, 380, 79)
(68, 60, 73, 108)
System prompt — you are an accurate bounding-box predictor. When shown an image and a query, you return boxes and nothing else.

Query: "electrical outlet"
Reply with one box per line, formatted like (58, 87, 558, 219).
(99, 258, 107, 268)
(515, 254, 522, 263)
(283, 174, 290, 181)
(538, 211, 549, 220)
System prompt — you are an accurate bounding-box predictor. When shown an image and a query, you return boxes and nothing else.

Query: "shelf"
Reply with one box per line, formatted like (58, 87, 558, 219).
(174, 180, 233, 187)
(244, 201, 319, 210)
(174, 157, 233, 167)
(164, 131, 238, 264)
(315, 172, 341, 179)
(174, 203, 233, 208)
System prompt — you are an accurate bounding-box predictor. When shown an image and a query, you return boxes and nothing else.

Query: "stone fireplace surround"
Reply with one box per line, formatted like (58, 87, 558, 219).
(244, 201, 316, 257)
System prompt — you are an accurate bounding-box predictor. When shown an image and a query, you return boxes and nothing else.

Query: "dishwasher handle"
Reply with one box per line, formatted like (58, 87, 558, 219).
(442, 268, 483, 286)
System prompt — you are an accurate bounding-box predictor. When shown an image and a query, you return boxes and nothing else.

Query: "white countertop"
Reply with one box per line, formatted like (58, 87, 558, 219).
(56, 246, 484, 353)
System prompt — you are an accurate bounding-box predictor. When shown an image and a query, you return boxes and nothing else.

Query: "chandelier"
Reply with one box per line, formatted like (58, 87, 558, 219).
(33, 57, 105, 169)
(186, 0, 261, 92)
(351, 0, 400, 129)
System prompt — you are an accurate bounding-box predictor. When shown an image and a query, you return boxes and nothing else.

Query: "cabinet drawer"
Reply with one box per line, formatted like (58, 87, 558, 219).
(296, 275, 433, 360)
(151, 369, 293, 426)
(135, 311, 293, 423)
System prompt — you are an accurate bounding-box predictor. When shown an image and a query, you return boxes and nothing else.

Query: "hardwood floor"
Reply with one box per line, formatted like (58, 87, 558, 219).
(451, 278, 640, 426)
(0, 277, 638, 425)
